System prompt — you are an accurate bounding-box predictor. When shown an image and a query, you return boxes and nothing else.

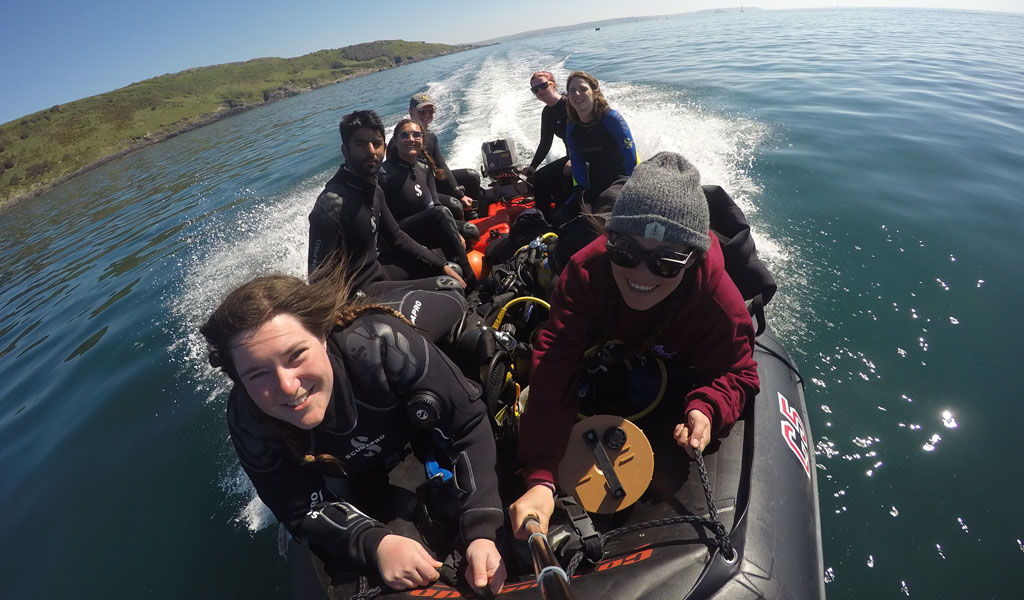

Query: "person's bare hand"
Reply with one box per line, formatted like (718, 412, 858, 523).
(508, 483, 555, 539)
(465, 538, 506, 595)
(441, 264, 467, 289)
(673, 409, 712, 459)
(376, 534, 442, 590)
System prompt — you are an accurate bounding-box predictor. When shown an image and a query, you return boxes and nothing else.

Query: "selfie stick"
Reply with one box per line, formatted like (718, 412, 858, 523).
(523, 515, 576, 600)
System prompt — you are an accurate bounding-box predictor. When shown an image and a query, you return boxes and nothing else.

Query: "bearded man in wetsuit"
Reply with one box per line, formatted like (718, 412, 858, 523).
(308, 110, 467, 297)
(522, 71, 573, 221)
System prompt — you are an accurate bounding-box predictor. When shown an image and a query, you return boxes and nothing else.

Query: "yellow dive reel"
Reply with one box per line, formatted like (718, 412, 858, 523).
(557, 415, 655, 514)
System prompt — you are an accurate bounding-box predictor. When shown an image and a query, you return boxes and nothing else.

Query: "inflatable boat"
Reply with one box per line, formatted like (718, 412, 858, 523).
(282, 142, 825, 599)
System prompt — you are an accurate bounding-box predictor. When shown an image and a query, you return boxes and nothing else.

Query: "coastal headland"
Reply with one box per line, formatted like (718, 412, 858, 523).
(0, 40, 471, 210)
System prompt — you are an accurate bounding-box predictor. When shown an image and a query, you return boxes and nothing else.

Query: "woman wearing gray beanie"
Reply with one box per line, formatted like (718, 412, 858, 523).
(509, 152, 759, 537)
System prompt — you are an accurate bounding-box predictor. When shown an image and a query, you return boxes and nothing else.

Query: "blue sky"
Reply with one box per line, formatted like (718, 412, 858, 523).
(2, 0, 1020, 124)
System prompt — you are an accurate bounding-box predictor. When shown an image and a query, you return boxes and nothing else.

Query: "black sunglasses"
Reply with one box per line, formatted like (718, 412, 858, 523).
(530, 81, 552, 93)
(606, 240, 693, 278)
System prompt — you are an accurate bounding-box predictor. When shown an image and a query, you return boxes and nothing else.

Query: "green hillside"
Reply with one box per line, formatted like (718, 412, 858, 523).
(0, 40, 470, 207)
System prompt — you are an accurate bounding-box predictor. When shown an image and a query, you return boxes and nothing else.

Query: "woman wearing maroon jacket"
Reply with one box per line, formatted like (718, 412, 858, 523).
(508, 152, 760, 537)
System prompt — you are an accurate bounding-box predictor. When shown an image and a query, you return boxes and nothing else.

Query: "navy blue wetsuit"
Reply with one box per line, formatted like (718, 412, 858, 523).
(566, 108, 637, 205)
(227, 314, 503, 573)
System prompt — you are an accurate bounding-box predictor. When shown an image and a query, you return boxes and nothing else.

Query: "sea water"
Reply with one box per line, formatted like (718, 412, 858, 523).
(1, 8, 1022, 598)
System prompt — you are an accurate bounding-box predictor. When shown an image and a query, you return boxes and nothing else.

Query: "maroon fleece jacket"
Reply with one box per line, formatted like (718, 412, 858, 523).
(519, 233, 759, 484)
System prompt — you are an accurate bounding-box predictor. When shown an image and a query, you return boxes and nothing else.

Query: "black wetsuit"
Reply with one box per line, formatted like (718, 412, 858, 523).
(307, 165, 447, 294)
(528, 95, 572, 219)
(227, 314, 503, 573)
(529, 96, 569, 170)
(379, 157, 475, 285)
(389, 130, 482, 201)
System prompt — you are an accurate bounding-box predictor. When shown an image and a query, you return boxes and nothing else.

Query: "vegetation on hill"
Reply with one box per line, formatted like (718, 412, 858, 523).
(0, 40, 470, 206)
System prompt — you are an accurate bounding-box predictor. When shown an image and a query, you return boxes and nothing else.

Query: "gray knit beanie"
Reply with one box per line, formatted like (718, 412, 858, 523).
(606, 152, 710, 251)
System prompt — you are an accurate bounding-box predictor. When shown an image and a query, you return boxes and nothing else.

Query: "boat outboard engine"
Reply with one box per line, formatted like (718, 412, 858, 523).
(480, 139, 531, 205)
(481, 139, 520, 178)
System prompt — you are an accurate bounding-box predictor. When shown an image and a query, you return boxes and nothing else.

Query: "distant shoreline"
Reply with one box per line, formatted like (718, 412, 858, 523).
(0, 43, 470, 212)
(2, 66, 373, 210)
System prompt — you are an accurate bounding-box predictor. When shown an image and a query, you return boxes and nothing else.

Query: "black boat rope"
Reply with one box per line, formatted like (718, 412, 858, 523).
(349, 576, 379, 600)
(564, 447, 735, 577)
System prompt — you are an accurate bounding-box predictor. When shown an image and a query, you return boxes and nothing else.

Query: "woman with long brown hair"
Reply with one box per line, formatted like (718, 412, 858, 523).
(200, 263, 505, 595)
(379, 119, 477, 287)
(564, 70, 638, 210)
(549, 71, 640, 270)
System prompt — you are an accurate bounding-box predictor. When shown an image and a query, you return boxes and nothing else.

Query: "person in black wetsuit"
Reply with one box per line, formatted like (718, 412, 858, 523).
(200, 267, 506, 596)
(379, 119, 476, 287)
(396, 93, 483, 212)
(522, 71, 573, 221)
(307, 110, 467, 296)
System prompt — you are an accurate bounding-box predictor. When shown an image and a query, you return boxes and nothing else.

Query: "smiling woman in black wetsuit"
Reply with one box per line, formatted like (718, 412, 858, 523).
(200, 264, 506, 596)
(379, 119, 476, 287)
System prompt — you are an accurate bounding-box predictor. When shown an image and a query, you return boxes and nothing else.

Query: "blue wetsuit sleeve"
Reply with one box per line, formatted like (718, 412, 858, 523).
(605, 110, 638, 176)
(566, 122, 587, 188)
